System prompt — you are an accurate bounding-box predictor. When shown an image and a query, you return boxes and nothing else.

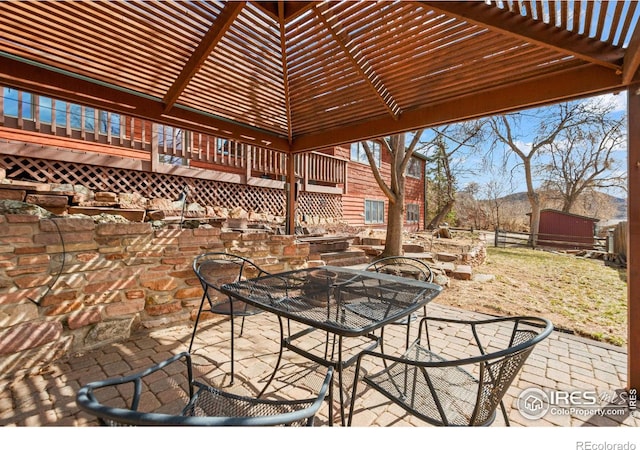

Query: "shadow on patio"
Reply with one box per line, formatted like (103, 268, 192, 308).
(0, 303, 637, 428)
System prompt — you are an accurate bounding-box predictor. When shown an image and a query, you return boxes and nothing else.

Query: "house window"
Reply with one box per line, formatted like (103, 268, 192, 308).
(365, 199, 384, 224)
(406, 157, 422, 178)
(351, 141, 381, 167)
(406, 203, 420, 223)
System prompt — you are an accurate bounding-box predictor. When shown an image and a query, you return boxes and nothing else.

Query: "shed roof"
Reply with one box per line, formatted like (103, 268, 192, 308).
(1, 1, 639, 152)
(540, 209, 601, 222)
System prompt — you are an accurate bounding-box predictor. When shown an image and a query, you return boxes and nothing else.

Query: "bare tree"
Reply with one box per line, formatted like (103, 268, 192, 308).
(456, 182, 488, 230)
(488, 101, 600, 246)
(360, 122, 481, 256)
(485, 177, 510, 231)
(362, 132, 423, 257)
(422, 122, 484, 229)
(538, 99, 626, 213)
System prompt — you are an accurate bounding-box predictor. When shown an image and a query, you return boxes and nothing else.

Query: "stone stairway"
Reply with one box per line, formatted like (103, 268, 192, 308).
(315, 248, 369, 267)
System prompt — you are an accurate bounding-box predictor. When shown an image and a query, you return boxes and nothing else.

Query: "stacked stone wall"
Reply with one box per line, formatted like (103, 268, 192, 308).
(0, 214, 310, 378)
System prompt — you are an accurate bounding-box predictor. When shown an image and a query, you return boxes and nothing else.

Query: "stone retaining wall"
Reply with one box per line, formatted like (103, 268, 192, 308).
(0, 214, 310, 378)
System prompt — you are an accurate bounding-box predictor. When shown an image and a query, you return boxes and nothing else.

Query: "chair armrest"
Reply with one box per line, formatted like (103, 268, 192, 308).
(77, 353, 333, 426)
(417, 315, 553, 364)
(76, 352, 194, 425)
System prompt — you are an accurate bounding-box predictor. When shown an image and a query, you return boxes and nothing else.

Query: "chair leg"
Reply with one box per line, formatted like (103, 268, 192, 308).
(499, 400, 511, 426)
(229, 315, 235, 385)
(239, 315, 246, 337)
(405, 320, 411, 350)
(188, 293, 207, 353)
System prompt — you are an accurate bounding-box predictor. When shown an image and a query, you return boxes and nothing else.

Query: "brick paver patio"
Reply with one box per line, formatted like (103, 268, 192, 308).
(1, 302, 638, 428)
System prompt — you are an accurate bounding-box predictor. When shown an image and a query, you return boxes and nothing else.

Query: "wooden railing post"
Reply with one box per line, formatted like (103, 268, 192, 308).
(0, 85, 4, 126)
(151, 123, 159, 172)
(286, 154, 296, 235)
(246, 145, 252, 181)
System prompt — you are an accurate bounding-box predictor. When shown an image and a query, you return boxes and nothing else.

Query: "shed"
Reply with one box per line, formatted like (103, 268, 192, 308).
(536, 209, 600, 250)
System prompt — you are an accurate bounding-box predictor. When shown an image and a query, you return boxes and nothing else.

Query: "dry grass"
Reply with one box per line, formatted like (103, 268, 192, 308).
(433, 246, 628, 347)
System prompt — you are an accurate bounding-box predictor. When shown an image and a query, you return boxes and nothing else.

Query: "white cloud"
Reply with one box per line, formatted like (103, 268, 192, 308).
(597, 91, 627, 113)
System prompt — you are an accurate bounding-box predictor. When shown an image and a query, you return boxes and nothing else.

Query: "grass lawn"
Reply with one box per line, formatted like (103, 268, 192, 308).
(433, 246, 628, 347)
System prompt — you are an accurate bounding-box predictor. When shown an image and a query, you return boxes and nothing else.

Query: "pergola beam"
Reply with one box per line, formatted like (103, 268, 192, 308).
(623, 23, 640, 84)
(279, 1, 293, 144)
(423, 1, 624, 71)
(162, 2, 245, 113)
(0, 54, 290, 152)
(291, 64, 624, 152)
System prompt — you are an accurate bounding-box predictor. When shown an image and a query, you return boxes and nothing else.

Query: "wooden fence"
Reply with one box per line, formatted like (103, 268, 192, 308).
(494, 229, 607, 251)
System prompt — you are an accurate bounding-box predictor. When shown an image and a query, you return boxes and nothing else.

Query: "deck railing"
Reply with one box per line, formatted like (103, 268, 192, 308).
(0, 86, 345, 190)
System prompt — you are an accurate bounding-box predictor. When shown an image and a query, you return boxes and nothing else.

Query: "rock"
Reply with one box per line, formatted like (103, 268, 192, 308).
(472, 273, 496, 283)
(229, 206, 248, 219)
(118, 192, 147, 209)
(25, 194, 69, 208)
(147, 198, 174, 210)
(84, 318, 135, 348)
(90, 213, 130, 224)
(181, 220, 200, 229)
(0, 188, 26, 201)
(146, 210, 166, 221)
(94, 191, 118, 203)
(0, 200, 53, 218)
(433, 227, 452, 238)
(436, 252, 457, 262)
(68, 206, 145, 222)
(452, 264, 473, 280)
(213, 206, 229, 218)
(433, 273, 450, 288)
(184, 202, 205, 215)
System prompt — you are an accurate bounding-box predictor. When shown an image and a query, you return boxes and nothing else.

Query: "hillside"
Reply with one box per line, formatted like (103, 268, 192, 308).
(453, 189, 627, 232)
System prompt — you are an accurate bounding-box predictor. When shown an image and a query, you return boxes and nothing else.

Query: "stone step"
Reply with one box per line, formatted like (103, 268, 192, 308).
(68, 206, 146, 222)
(320, 249, 369, 267)
(324, 256, 370, 267)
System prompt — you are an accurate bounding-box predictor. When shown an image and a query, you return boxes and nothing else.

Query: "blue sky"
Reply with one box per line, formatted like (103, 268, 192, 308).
(420, 91, 629, 200)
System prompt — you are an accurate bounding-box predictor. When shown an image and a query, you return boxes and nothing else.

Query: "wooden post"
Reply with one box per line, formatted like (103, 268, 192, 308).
(151, 123, 159, 172)
(628, 84, 640, 391)
(0, 85, 4, 126)
(286, 153, 296, 235)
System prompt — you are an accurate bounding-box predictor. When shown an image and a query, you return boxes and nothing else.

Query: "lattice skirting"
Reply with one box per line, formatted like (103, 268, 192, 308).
(0, 155, 342, 219)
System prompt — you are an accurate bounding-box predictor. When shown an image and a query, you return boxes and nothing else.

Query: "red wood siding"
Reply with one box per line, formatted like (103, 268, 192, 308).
(334, 145, 425, 230)
(537, 209, 599, 249)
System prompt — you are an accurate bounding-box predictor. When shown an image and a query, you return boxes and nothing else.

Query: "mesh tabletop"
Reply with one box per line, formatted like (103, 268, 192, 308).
(221, 266, 442, 337)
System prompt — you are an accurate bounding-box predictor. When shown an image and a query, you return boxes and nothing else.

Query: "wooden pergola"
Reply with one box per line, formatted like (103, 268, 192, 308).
(1, 1, 640, 390)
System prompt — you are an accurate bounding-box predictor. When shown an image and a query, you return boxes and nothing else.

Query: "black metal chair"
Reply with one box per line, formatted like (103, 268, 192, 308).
(365, 256, 434, 350)
(348, 315, 553, 426)
(190, 252, 271, 385)
(76, 351, 333, 426)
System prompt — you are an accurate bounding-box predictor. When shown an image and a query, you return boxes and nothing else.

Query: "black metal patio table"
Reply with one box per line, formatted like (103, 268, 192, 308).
(220, 265, 442, 426)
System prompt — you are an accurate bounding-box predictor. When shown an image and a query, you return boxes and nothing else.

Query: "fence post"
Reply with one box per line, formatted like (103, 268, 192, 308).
(494, 228, 499, 247)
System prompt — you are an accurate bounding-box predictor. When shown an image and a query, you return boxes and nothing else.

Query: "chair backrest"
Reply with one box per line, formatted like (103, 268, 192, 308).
(366, 256, 434, 282)
(472, 328, 539, 424)
(193, 252, 269, 296)
(422, 315, 553, 425)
